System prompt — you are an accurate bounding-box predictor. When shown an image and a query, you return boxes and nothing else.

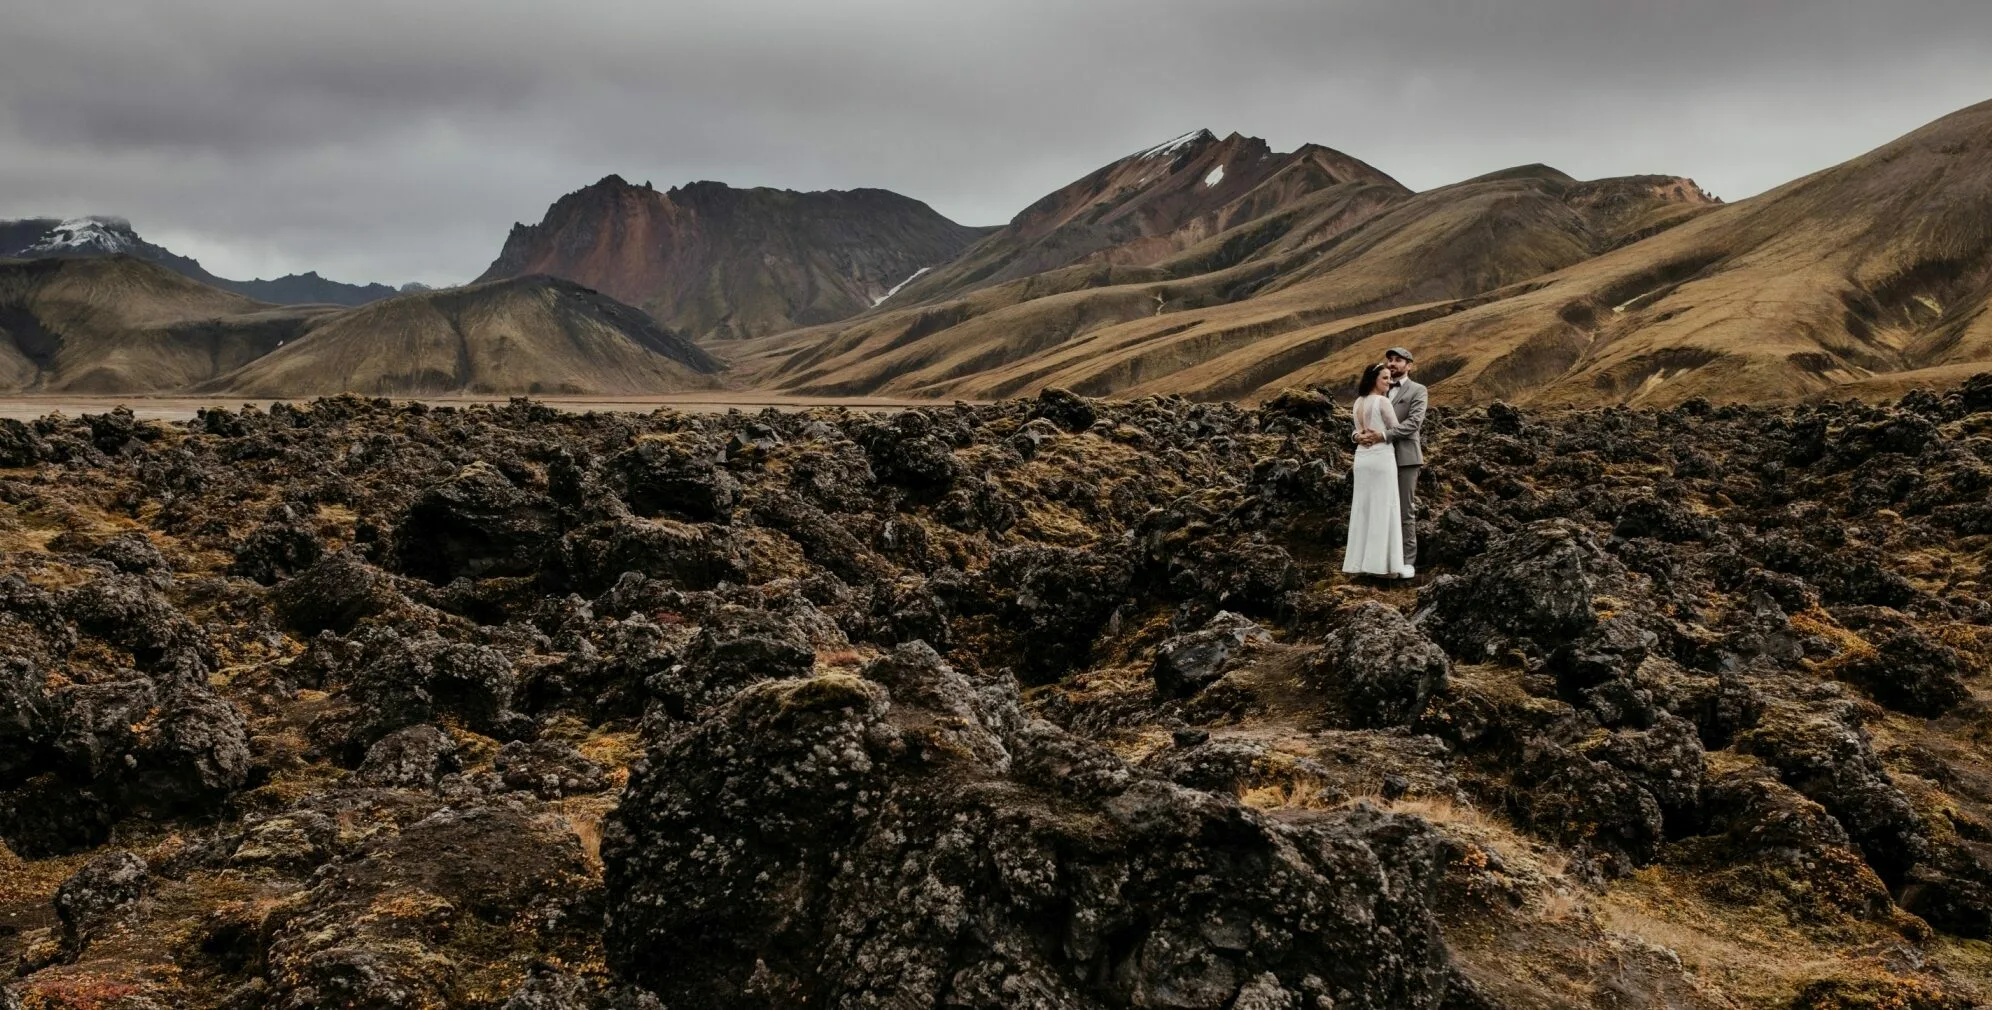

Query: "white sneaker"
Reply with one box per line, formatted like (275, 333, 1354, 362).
(1398, 566, 1416, 579)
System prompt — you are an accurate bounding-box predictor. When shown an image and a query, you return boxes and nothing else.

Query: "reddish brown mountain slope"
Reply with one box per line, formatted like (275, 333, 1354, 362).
(476, 176, 990, 341)
(884, 129, 1409, 307)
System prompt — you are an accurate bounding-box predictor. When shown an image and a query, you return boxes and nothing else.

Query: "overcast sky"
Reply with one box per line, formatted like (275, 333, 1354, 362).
(1, 0, 1986, 286)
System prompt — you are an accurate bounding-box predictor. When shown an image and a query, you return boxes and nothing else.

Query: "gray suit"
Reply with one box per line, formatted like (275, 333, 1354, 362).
(1385, 378, 1427, 565)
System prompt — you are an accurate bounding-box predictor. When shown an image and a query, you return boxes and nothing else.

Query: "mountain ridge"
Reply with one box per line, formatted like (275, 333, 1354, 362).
(476, 175, 992, 341)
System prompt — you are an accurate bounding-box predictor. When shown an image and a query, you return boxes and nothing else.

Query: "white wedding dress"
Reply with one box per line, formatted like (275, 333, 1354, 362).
(1341, 393, 1405, 575)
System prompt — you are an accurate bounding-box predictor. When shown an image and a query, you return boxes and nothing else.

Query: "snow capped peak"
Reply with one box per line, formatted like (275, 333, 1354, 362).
(1204, 165, 1226, 188)
(873, 266, 931, 306)
(1137, 129, 1215, 161)
(25, 216, 139, 255)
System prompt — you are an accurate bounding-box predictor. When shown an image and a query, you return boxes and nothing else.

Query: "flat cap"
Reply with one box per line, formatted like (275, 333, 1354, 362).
(1384, 346, 1415, 361)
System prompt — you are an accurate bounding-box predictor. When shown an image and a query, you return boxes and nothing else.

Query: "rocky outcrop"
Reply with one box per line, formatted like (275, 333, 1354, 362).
(603, 645, 1459, 1009)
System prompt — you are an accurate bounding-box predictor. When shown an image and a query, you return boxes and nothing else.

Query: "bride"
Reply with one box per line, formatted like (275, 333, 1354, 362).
(1342, 362, 1407, 577)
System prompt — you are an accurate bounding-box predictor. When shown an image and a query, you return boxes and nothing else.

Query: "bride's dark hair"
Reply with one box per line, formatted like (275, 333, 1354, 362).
(1356, 362, 1389, 397)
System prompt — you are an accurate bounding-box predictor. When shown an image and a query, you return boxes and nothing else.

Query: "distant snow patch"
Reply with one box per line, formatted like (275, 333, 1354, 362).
(1204, 165, 1225, 187)
(873, 266, 931, 306)
(26, 217, 135, 255)
(1138, 129, 1213, 160)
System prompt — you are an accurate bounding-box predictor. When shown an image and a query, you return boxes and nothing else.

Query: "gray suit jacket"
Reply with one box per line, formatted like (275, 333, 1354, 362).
(1385, 378, 1427, 467)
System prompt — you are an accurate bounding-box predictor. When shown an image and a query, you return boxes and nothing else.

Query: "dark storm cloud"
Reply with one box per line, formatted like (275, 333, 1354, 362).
(1, 0, 1986, 285)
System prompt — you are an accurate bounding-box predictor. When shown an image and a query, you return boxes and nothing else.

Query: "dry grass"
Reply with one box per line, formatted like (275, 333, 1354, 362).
(818, 648, 866, 669)
(548, 797, 617, 876)
(1590, 864, 1984, 1008)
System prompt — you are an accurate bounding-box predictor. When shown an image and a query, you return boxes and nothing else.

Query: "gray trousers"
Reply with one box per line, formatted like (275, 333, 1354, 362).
(1397, 465, 1420, 566)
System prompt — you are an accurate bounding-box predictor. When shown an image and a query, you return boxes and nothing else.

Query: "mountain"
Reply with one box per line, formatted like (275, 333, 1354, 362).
(1253, 97, 1992, 406)
(0, 216, 405, 307)
(883, 129, 1409, 306)
(739, 133, 1716, 399)
(475, 175, 993, 341)
(769, 100, 1992, 408)
(219, 271, 402, 306)
(0, 256, 720, 396)
(202, 275, 722, 397)
(0, 255, 326, 392)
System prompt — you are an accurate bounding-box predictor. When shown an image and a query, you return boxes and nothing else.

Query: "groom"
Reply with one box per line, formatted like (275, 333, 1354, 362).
(1355, 347, 1426, 578)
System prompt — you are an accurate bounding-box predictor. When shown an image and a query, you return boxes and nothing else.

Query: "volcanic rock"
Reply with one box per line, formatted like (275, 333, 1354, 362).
(1151, 610, 1270, 698)
(1307, 602, 1450, 727)
(603, 668, 1457, 1009)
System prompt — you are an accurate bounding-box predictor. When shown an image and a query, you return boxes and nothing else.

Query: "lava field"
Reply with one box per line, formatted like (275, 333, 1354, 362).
(2, 378, 1991, 1009)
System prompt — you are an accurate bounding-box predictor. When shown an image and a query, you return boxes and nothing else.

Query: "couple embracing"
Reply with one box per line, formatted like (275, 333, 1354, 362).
(1342, 347, 1425, 580)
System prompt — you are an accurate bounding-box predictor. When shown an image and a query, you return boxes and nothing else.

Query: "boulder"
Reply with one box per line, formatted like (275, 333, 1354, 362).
(54, 850, 148, 953)
(1835, 629, 1970, 717)
(1151, 611, 1269, 699)
(1030, 386, 1098, 432)
(986, 543, 1136, 682)
(229, 810, 339, 873)
(1900, 839, 1992, 940)
(0, 657, 51, 777)
(329, 630, 525, 762)
(645, 605, 816, 721)
(88, 532, 168, 574)
(357, 723, 462, 789)
(270, 550, 383, 634)
(0, 417, 48, 467)
(1, 781, 118, 858)
(394, 462, 562, 584)
(1578, 712, 1706, 820)
(556, 517, 748, 596)
(611, 437, 740, 521)
(1509, 742, 1664, 877)
(1419, 519, 1636, 662)
(121, 689, 252, 815)
(1737, 690, 1928, 884)
(1308, 603, 1450, 728)
(230, 512, 325, 585)
(0, 574, 77, 668)
(63, 572, 215, 687)
(495, 739, 608, 799)
(856, 411, 959, 490)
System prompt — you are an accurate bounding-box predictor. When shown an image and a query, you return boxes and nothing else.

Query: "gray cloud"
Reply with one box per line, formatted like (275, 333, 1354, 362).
(2, 0, 1986, 285)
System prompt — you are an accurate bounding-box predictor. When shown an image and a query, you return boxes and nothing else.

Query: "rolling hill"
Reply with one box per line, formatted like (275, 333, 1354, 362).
(475, 176, 992, 341)
(1256, 97, 1992, 405)
(0, 255, 327, 392)
(206, 275, 722, 396)
(0, 256, 721, 396)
